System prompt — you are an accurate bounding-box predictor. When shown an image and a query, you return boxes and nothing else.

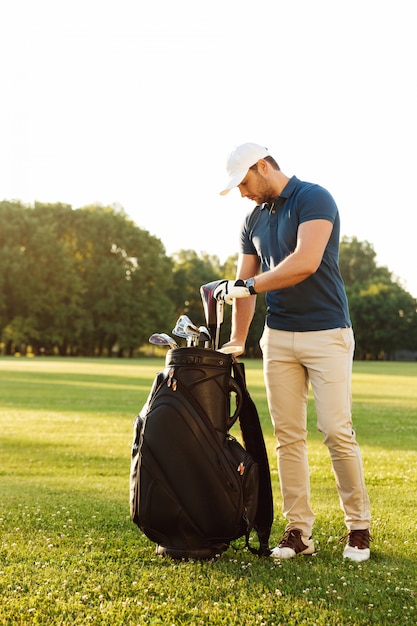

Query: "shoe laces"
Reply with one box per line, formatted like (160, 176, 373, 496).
(340, 529, 372, 549)
(278, 529, 305, 550)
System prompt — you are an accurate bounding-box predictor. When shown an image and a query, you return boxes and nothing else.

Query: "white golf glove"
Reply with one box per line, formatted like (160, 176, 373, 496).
(213, 279, 251, 305)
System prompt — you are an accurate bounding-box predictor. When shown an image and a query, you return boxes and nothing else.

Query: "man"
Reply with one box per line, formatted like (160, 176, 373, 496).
(214, 142, 371, 562)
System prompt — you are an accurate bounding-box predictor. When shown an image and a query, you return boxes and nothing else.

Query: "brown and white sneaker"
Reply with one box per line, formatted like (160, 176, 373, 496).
(341, 529, 371, 562)
(270, 528, 315, 559)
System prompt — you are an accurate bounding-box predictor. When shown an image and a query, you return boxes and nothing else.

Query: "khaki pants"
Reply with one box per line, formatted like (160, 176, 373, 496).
(260, 325, 370, 536)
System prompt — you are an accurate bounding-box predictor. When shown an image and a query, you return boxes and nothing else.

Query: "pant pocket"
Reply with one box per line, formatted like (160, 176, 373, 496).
(259, 325, 267, 352)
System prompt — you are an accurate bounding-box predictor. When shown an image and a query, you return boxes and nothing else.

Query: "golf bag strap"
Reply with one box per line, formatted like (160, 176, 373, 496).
(232, 359, 273, 556)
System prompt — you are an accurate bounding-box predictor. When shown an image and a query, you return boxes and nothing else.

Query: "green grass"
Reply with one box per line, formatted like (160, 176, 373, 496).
(0, 357, 416, 625)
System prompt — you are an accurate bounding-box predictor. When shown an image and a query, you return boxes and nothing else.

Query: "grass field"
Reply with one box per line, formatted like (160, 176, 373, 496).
(1, 356, 416, 625)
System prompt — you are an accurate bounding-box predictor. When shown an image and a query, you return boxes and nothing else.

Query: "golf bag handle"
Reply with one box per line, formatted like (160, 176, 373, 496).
(164, 347, 243, 435)
(228, 377, 243, 429)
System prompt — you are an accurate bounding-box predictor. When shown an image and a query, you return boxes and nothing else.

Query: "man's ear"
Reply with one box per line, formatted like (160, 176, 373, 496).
(257, 159, 269, 175)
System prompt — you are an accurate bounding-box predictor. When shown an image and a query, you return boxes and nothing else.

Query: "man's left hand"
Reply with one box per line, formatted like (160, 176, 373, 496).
(213, 279, 251, 305)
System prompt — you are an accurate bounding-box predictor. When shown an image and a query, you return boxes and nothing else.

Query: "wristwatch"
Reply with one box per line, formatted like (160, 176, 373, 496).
(245, 277, 257, 295)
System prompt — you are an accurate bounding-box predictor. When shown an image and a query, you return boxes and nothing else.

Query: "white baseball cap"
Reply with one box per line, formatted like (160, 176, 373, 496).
(220, 143, 270, 195)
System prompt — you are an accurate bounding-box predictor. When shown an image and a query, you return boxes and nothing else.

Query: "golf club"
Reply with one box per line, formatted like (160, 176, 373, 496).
(172, 326, 199, 347)
(215, 299, 224, 351)
(171, 325, 191, 346)
(198, 325, 211, 347)
(200, 280, 225, 350)
(149, 333, 179, 349)
(180, 314, 200, 335)
(172, 315, 201, 347)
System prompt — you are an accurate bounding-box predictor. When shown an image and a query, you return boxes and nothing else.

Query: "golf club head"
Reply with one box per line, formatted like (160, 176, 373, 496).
(197, 325, 211, 347)
(198, 326, 211, 342)
(172, 315, 200, 343)
(200, 280, 225, 350)
(172, 324, 188, 339)
(179, 314, 200, 334)
(200, 281, 222, 327)
(149, 333, 178, 349)
(159, 333, 179, 348)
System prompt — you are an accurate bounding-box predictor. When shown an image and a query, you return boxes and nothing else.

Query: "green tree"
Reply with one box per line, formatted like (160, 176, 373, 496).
(348, 282, 417, 359)
(170, 250, 224, 327)
(73, 205, 175, 356)
(0, 202, 31, 350)
(339, 236, 392, 287)
(27, 203, 85, 355)
(340, 236, 417, 359)
(0, 202, 84, 355)
(0, 201, 175, 356)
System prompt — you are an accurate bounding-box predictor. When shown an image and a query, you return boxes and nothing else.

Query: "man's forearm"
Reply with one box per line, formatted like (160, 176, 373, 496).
(230, 296, 257, 344)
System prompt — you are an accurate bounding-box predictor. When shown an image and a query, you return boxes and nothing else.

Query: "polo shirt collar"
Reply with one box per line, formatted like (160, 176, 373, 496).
(260, 175, 299, 210)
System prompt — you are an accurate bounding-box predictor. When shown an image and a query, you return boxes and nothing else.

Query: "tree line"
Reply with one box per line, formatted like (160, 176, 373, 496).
(1, 201, 416, 359)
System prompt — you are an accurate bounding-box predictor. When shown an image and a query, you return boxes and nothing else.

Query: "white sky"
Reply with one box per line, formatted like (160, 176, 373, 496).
(1, 0, 416, 296)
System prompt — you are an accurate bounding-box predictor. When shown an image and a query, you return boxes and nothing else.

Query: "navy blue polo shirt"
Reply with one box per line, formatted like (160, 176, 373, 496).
(240, 176, 351, 332)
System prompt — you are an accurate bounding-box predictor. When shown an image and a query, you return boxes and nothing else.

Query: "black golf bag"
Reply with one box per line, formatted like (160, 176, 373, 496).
(130, 346, 273, 560)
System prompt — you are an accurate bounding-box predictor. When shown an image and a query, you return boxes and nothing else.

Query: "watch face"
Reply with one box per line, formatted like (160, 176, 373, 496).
(246, 278, 256, 294)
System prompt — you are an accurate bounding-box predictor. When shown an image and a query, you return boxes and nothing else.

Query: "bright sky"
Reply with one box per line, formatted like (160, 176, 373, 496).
(1, 0, 416, 297)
